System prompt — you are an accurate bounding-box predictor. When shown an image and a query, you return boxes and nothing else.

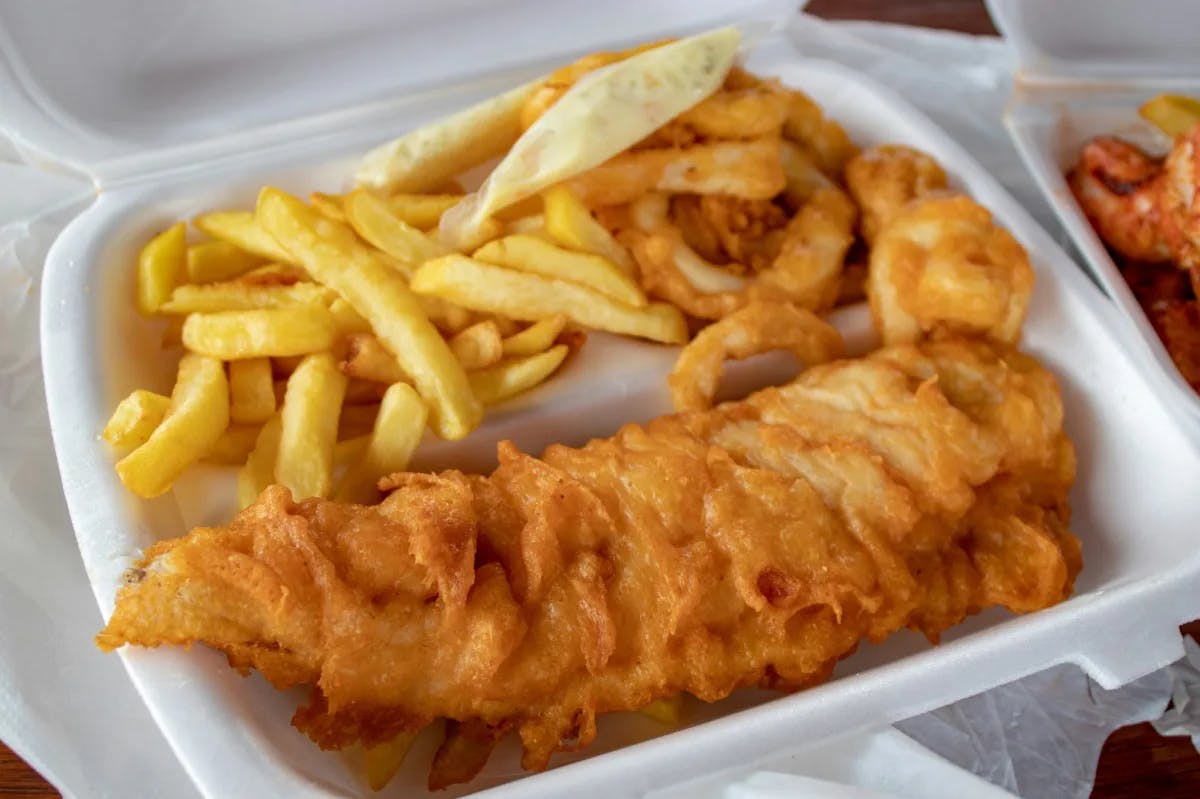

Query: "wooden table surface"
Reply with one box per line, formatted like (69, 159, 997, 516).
(4, 1, 1199, 797)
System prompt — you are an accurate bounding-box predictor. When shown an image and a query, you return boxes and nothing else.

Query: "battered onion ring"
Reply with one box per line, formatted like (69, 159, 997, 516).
(668, 301, 845, 412)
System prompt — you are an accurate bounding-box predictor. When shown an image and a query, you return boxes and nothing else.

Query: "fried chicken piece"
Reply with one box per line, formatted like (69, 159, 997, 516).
(98, 331, 1077, 789)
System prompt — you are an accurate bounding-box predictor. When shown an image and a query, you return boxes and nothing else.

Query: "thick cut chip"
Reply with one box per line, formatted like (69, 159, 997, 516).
(309, 192, 347, 221)
(103, 390, 171, 449)
(364, 731, 419, 792)
(136, 222, 187, 315)
(412, 255, 687, 344)
(468, 345, 569, 405)
(343, 189, 451, 273)
(236, 413, 282, 510)
(339, 335, 407, 385)
(335, 382, 428, 504)
(115, 354, 229, 498)
(275, 353, 347, 500)
(257, 188, 481, 440)
(542, 185, 635, 273)
(203, 424, 262, 465)
(386, 194, 462, 229)
(182, 306, 337, 359)
(193, 211, 295, 264)
(229, 358, 276, 424)
(159, 282, 333, 314)
(501, 314, 567, 357)
(474, 235, 646, 307)
(448, 321, 504, 370)
(185, 240, 265, 283)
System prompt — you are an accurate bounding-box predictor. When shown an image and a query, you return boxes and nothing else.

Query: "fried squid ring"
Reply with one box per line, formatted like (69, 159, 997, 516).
(668, 301, 844, 412)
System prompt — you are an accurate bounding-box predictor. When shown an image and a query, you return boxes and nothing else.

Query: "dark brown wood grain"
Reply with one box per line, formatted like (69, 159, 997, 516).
(2, 2, 1196, 798)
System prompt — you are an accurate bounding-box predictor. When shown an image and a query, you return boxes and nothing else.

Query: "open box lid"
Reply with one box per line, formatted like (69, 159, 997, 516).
(0, 0, 795, 187)
(985, 0, 1200, 86)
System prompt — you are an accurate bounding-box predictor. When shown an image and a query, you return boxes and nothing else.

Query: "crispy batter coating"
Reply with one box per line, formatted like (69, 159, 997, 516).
(99, 335, 1077, 788)
(847, 145, 949, 244)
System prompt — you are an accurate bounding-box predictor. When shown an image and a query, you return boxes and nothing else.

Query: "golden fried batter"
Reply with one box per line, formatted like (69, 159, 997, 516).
(99, 334, 1077, 789)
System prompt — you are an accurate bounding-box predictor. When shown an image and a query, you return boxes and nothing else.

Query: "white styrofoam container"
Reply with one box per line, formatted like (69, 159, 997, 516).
(16, 1, 1200, 796)
(990, 0, 1200, 434)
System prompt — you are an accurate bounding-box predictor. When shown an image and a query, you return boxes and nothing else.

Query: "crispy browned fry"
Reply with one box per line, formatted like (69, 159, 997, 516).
(100, 337, 1078, 788)
(339, 335, 407, 385)
(566, 139, 786, 207)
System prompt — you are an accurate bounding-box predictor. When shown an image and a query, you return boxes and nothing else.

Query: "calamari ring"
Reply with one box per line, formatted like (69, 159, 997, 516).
(668, 301, 845, 412)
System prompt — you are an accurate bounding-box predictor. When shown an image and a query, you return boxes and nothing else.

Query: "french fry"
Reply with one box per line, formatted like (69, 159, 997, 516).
(329, 298, 372, 335)
(448, 320, 504, 370)
(420, 295, 475, 334)
(335, 382, 428, 504)
(338, 403, 379, 440)
(1139, 94, 1200, 138)
(309, 192, 347, 221)
(505, 214, 551, 239)
(333, 434, 369, 468)
(364, 732, 420, 793)
(182, 305, 337, 359)
(474, 234, 646, 306)
(136, 222, 186, 315)
(343, 189, 450, 273)
(501, 314, 567, 356)
(103, 389, 171, 448)
(159, 282, 333, 314)
(193, 210, 296, 264)
(412, 255, 687, 344)
(639, 696, 684, 724)
(257, 187, 482, 440)
(236, 263, 309, 286)
(275, 353, 347, 500)
(203, 423, 262, 465)
(115, 354, 229, 498)
(229, 358, 276, 424)
(340, 335, 407, 385)
(386, 194, 462, 229)
(542, 185, 635, 273)
(469, 345, 568, 405)
(344, 378, 389, 405)
(237, 414, 282, 509)
(185, 240, 265, 283)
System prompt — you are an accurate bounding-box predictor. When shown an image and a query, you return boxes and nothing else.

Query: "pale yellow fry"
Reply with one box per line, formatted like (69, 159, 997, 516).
(115, 354, 229, 498)
(469, 345, 568, 405)
(364, 731, 420, 792)
(640, 696, 684, 724)
(344, 189, 450, 274)
(329, 298, 372, 336)
(412, 255, 687, 344)
(387, 194, 462, 229)
(501, 314, 567, 357)
(335, 382, 428, 504)
(340, 334, 407, 385)
(202, 423, 262, 465)
(309, 192, 346, 221)
(229, 357, 276, 424)
(275, 353, 347, 500)
(185, 240, 265, 283)
(1139, 94, 1200, 138)
(449, 320, 503, 370)
(136, 222, 186, 315)
(257, 187, 481, 440)
(159, 282, 333, 314)
(237, 413, 282, 509)
(103, 389, 171, 448)
(474, 235, 646, 306)
(236, 262, 310, 286)
(182, 305, 336, 359)
(193, 210, 295, 264)
(333, 434, 369, 468)
(542, 185, 635, 274)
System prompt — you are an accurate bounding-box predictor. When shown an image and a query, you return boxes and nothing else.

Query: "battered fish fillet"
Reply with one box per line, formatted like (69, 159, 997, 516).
(98, 337, 1078, 788)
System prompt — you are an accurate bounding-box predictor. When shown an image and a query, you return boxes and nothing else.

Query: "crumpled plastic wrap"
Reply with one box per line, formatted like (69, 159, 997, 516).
(0, 13, 1195, 799)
